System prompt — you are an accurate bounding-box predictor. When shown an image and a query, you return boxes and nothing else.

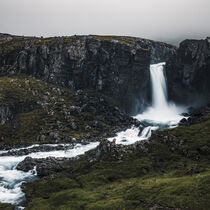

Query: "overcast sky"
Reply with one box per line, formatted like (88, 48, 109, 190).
(0, 0, 210, 45)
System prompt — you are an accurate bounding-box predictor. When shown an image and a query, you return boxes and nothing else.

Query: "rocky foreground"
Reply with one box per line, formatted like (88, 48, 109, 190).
(5, 107, 208, 210)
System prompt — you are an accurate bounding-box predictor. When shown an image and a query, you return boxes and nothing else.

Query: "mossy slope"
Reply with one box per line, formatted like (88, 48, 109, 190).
(0, 76, 132, 148)
(22, 114, 210, 209)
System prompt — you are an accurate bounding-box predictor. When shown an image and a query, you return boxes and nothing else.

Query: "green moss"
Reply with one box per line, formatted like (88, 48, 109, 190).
(0, 203, 14, 210)
(123, 172, 210, 209)
(40, 39, 52, 44)
(91, 35, 135, 46)
(0, 37, 38, 54)
(63, 37, 72, 43)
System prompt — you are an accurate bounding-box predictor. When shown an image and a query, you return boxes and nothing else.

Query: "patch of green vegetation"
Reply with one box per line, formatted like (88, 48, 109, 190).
(153, 113, 210, 162)
(91, 35, 135, 46)
(23, 159, 210, 210)
(63, 37, 72, 43)
(0, 37, 38, 54)
(0, 203, 14, 210)
(22, 114, 210, 209)
(40, 39, 52, 44)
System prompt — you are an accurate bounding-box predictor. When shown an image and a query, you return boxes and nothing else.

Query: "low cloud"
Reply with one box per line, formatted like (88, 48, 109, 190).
(0, 0, 210, 45)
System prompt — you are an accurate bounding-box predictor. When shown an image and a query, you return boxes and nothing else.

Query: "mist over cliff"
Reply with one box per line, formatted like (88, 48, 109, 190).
(1, 0, 210, 45)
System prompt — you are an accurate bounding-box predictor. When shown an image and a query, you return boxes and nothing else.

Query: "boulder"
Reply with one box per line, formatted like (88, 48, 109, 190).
(16, 156, 66, 177)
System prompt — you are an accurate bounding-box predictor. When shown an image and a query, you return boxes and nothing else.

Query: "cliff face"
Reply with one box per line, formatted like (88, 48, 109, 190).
(166, 38, 210, 103)
(0, 34, 176, 114)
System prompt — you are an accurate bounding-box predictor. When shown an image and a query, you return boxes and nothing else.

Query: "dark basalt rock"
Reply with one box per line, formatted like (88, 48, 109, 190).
(166, 37, 210, 103)
(0, 34, 176, 114)
(179, 104, 210, 126)
(17, 156, 67, 177)
(0, 105, 15, 125)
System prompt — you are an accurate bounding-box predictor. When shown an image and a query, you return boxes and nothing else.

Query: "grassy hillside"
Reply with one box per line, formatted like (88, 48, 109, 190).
(22, 113, 210, 209)
(0, 75, 132, 148)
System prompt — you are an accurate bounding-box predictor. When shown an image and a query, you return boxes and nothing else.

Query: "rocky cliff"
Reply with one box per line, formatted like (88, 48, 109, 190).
(166, 37, 210, 104)
(0, 34, 176, 114)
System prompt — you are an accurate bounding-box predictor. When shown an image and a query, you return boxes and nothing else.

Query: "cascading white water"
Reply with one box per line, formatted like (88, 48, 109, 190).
(150, 62, 168, 109)
(0, 142, 99, 204)
(135, 62, 185, 124)
(109, 62, 186, 144)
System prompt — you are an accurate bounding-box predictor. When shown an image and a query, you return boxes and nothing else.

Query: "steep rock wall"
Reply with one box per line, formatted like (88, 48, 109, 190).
(166, 37, 210, 104)
(0, 34, 176, 113)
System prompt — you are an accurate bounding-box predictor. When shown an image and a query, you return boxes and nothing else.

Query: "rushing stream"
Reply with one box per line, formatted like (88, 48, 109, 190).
(0, 62, 187, 205)
(0, 142, 99, 204)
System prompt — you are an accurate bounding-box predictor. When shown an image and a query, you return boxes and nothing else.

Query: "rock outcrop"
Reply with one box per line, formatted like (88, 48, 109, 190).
(166, 37, 210, 103)
(0, 105, 15, 125)
(0, 34, 176, 114)
(16, 156, 66, 177)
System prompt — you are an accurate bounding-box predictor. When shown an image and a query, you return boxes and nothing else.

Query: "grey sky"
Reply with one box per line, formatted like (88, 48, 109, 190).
(0, 0, 210, 45)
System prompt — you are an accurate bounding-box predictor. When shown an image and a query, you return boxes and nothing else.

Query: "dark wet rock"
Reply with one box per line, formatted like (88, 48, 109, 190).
(0, 105, 15, 125)
(138, 124, 145, 136)
(179, 118, 188, 126)
(166, 37, 210, 103)
(16, 157, 37, 172)
(17, 156, 67, 177)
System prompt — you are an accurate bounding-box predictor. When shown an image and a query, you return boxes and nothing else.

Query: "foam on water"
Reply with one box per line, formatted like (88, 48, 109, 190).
(0, 142, 99, 204)
(108, 125, 159, 145)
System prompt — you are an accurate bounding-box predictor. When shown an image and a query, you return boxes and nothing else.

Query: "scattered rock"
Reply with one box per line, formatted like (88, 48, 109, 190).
(17, 156, 67, 177)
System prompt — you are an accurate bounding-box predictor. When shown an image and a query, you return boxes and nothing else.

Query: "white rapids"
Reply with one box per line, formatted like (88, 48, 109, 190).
(0, 62, 187, 205)
(0, 142, 99, 204)
(108, 62, 186, 144)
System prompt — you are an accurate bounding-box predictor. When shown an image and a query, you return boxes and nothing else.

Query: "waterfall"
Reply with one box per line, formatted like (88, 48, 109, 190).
(150, 62, 168, 109)
(135, 62, 185, 124)
(109, 62, 186, 145)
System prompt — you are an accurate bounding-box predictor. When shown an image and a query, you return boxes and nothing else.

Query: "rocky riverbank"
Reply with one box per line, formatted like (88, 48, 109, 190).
(14, 109, 210, 210)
